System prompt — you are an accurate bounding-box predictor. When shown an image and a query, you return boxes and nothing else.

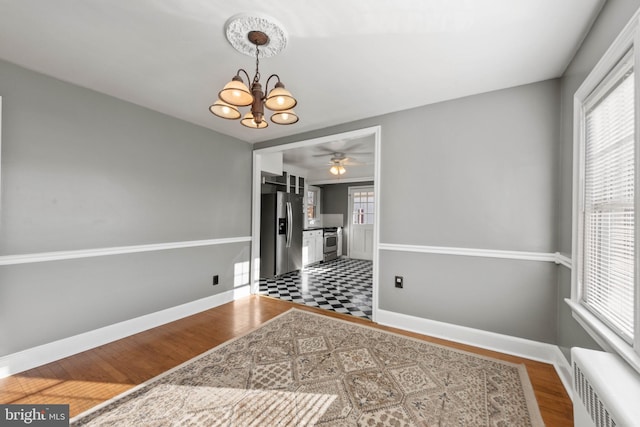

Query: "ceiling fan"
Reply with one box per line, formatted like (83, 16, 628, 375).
(309, 142, 373, 175)
(318, 152, 364, 175)
(313, 151, 369, 165)
(328, 156, 347, 176)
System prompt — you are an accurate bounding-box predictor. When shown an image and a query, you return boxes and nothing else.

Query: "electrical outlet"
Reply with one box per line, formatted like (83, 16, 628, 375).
(213, 275, 219, 286)
(395, 276, 403, 288)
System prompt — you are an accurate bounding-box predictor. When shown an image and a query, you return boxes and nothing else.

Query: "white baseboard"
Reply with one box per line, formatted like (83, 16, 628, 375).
(1, 292, 574, 402)
(0, 285, 250, 379)
(376, 309, 573, 400)
(550, 346, 574, 400)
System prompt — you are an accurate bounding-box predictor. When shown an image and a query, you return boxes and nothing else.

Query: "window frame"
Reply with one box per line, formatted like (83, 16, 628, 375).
(306, 185, 321, 227)
(570, 11, 640, 374)
(351, 190, 375, 225)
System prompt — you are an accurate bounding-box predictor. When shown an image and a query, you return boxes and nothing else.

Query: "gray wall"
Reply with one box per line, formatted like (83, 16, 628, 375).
(5, 0, 634, 359)
(321, 181, 374, 255)
(554, 0, 640, 357)
(259, 0, 640, 349)
(257, 80, 561, 344)
(0, 59, 252, 356)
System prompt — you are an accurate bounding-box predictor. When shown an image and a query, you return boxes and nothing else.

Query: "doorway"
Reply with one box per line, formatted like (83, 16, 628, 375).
(251, 126, 381, 321)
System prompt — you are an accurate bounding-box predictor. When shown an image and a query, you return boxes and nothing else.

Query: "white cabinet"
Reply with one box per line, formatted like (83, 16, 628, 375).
(303, 229, 323, 266)
(315, 232, 323, 263)
(302, 232, 310, 266)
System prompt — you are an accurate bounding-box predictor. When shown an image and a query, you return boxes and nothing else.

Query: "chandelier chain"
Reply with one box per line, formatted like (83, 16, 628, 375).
(253, 43, 261, 84)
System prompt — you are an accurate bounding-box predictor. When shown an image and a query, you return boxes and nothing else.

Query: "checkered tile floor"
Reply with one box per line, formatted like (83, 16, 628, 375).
(259, 257, 373, 319)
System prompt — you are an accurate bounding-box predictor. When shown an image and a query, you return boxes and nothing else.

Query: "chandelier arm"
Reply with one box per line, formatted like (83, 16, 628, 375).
(264, 74, 282, 96)
(236, 69, 251, 86)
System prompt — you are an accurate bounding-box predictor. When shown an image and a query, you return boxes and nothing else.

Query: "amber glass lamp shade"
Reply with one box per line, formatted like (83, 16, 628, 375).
(270, 110, 299, 125)
(209, 99, 241, 120)
(265, 83, 297, 111)
(219, 76, 253, 106)
(241, 112, 268, 129)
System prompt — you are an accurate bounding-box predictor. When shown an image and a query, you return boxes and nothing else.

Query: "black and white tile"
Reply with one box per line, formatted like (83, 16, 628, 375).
(259, 257, 373, 319)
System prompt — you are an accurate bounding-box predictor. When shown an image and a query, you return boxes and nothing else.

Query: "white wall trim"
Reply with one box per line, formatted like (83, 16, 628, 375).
(0, 97, 3, 216)
(0, 285, 251, 379)
(0, 237, 252, 266)
(379, 243, 561, 262)
(309, 176, 374, 186)
(566, 298, 640, 375)
(555, 252, 573, 269)
(376, 308, 574, 400)
(550, 346, 575, 400)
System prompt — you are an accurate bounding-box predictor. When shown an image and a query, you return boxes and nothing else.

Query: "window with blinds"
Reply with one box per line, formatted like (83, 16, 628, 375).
(581, 50, 635, 343)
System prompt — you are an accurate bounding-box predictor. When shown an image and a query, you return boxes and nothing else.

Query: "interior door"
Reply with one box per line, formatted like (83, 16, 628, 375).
(348, 186, 374, 260)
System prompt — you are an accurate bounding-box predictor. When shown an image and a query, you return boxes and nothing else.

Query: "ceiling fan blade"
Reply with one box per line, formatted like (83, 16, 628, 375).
(312, 146, 338, 155)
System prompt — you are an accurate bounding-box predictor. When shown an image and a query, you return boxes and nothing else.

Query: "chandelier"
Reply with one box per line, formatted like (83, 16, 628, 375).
(210, 16, 298, 129)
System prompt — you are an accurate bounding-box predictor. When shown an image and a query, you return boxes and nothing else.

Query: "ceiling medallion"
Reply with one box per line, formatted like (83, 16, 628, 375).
(224, 13, 287, 58)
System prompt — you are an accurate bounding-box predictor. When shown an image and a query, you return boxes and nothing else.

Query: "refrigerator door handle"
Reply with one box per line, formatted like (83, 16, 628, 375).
(286, 201, 293, 248)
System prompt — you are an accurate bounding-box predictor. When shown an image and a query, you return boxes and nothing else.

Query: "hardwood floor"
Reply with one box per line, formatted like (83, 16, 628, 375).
(0, 295, 573, 425)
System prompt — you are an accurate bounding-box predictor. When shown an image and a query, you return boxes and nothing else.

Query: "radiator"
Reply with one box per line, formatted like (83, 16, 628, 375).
(572, 347, 640, 427)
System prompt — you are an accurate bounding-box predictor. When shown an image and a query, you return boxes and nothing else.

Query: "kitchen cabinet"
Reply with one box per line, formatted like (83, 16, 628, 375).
(315, 231, 323, 263)
(303, 229, 323, 266)
(261, 171, 304, 195)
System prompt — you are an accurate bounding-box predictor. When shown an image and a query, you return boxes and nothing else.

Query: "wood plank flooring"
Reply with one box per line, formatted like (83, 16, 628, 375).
(0, 295, 573, 425)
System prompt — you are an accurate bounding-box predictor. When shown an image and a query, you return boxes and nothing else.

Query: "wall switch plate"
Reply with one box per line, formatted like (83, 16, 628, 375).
(395, 276, 403, 288)
(213, 275, 219, 286)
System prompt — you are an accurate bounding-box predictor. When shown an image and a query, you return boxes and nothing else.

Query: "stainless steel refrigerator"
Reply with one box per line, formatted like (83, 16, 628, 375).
(260, 191, 304, 278)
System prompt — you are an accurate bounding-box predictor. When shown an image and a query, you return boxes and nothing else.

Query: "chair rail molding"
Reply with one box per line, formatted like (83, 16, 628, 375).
(0, 237, 252, 266)
(379, 243, 570, 266)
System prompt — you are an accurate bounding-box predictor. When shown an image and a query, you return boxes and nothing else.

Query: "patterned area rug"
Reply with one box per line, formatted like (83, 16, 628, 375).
(71, 309, 544, 426)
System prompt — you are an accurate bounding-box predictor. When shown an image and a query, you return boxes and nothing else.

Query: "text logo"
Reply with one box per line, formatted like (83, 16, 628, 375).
(1, 405, 69, 426)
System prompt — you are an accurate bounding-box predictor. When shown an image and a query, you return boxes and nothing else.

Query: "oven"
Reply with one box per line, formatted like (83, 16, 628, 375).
(323, 227, 338, 262)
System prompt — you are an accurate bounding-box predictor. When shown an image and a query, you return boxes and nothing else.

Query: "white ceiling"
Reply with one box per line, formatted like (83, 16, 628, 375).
(282, 135, 375, 184)
(0, 0, 604, 147)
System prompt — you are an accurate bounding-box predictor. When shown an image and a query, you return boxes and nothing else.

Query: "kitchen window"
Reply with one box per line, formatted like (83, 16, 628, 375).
(306, 186, 321, 226)
(352, 190, 374, 225)
(570, 14, 640, 373)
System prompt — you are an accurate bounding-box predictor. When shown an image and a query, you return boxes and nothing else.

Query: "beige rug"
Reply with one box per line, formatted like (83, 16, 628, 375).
(71, 309, 545, 426)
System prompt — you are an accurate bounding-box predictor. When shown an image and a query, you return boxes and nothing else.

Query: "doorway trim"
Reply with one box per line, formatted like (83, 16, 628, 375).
(251, 125, 382, 321)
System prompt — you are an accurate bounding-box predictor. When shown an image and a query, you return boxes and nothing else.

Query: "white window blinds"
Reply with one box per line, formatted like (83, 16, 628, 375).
(582, 50, 636, 343)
